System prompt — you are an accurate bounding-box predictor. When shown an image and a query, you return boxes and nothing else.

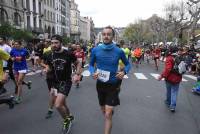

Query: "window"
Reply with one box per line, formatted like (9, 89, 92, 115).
(44, 9, 46, 19)
(26, 0, 30, 10)
(52, 0, 54, 8)
(39, 19, 42, 28)
(0, 9, 8, 24)
(33, 0, 36, 13)
(39, 2, 42, 14)
(50, 0, 52, 7)
(14, 0, 17, 6)
(14, 12, 21, 26)
(47, 11, 49, 20)
(50, 12, 52, 21)
(27, 16, 30, 29)
(33, 17, 36, 28)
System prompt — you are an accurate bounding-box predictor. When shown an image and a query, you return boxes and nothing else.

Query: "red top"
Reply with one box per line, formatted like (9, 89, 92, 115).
(161, 55, 182, 84)
(153, 48, 161, 57)
(74, 50, 85, 63)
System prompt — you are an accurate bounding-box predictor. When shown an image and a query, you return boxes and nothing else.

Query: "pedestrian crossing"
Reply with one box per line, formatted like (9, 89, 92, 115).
(26, 69, 197, 82)
(134, 73, 194, 82)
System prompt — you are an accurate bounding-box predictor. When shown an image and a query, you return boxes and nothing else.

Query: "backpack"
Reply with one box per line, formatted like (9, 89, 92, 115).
(172, 55, 186, 75)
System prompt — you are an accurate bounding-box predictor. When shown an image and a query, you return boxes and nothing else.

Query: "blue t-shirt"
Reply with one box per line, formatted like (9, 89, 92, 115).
(89, 43, 131, 83)
(10, 48, 29, 71)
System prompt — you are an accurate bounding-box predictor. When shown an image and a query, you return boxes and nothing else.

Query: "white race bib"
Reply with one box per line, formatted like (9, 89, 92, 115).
(78, 58, 82, 63)
(97, 69, 110, 82)
(51, 88, 58, 96)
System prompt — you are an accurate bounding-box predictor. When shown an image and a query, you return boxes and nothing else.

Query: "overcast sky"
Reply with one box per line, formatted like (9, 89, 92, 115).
(75, 0, 181, 27)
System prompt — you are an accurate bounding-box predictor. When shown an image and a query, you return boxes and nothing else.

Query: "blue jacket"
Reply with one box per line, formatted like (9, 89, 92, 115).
(89, 43, 131, 83)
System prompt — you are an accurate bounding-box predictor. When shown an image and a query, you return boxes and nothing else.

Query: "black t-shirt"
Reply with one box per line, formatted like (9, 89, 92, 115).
(43, 49, 77, 81)
(34, 45, 44, 56)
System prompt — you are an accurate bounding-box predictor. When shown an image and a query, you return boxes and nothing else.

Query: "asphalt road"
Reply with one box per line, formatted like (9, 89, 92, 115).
(0, 60, 200, 134)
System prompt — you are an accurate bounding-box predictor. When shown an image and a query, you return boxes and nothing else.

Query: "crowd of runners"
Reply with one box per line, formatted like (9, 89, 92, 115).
(0, 26, 200, 134)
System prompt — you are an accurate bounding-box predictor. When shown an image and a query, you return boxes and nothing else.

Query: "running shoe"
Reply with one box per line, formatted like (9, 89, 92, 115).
(0, 88, 7, 95)
(62, 117, 72, 134)
(45, 110, 53, 119)
(14, 96, 22, 104)
(27, 81, 32, 90)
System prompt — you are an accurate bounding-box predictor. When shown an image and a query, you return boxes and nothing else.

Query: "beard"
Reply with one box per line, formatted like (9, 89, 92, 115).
(52, 46, 62, 52)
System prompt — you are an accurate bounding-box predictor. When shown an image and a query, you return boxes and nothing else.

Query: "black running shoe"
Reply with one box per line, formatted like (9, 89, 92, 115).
(62, 118, 72, 134)
(170, 108, 175, 113)
(6, 96, 14, 109)
(0, 88, 7, 95)
(69, 115, 74, 122)
(45, 110, 53, 119)
(27, 81, 32, 90)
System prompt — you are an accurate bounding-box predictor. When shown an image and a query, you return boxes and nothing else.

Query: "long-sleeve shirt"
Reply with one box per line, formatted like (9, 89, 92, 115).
(89, 43, 131, 84)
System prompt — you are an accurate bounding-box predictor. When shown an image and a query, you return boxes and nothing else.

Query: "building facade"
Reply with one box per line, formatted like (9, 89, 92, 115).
(70, 0, 80, 42)
(65, 0, 71, 37)
(90, 18, 96, 43)
(0, 0, 25, 29)
(53, 0, 70, 36)
(80, 16, 90, 42)
(43, 0, 56, 38)
(24, 0, 44, 34)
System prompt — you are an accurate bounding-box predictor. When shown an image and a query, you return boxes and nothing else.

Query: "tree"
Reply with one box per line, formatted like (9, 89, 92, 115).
(123, 20, 151, 45)
(0, 23, 14, 38)
(62, 36, 72, 45)
(0, 24, 33, 41)
(186, 0, 200, 42)
(164, 1, 188, 38)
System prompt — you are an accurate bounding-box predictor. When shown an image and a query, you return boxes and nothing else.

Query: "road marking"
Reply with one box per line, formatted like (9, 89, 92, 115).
(25, 69, 196, 83)
(82, 70, 90, 77)
(184, 75, 197, 81)
(26, 70, 42, 76)
(134, 73, 148, 79)
(182, 78, 188, 82)
(123, 75, 129, 79)
(150, 73, 164, 80)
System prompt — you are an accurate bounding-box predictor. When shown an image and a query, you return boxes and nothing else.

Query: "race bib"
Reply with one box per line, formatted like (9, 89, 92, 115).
(97, 69, 110, 82)
(51, 88, 58, 96)
(78, 58, 82, 63)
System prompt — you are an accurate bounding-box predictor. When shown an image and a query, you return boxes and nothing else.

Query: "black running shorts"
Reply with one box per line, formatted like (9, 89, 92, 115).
(55, 81, 72, 96)
(46, 78, 56, 91)
(96, 81, 121, 107)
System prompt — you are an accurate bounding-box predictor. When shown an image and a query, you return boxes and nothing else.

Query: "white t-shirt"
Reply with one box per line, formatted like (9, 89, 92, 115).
(0, 44, 11, 67)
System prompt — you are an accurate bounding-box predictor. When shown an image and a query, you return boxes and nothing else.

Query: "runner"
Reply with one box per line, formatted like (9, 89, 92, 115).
(0, 48, 14, 109)
(132, 47, 142, 68)
(73, 43, 85, 88)
(145, 48, 151, 64)
(41, 39, 55, 119)
(43, 35, 81, 133)
(10, 40, 30, 104)
(0, 36, 11, 93)
(89, 26, 131, 134)
(152, 46, 161, 70)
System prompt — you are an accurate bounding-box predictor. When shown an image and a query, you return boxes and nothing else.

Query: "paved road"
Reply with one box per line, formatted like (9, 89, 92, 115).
(0, 60, 200, 134)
